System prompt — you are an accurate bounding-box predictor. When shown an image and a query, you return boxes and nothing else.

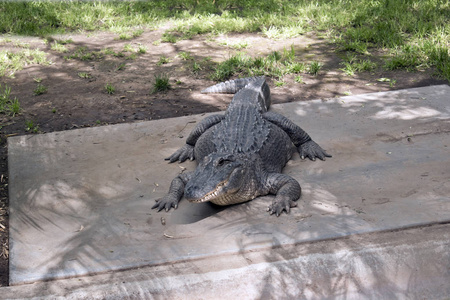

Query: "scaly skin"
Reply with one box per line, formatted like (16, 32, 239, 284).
(152, 76, 331, 216)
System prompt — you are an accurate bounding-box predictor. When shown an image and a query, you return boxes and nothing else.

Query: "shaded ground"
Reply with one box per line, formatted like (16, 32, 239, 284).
(0, 27, 447, 286)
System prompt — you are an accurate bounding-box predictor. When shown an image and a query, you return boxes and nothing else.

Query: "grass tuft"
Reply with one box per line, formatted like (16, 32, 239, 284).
(33, 84, 47, 96)
(0, 84, 20, 116)
(151, 74, 171, 93)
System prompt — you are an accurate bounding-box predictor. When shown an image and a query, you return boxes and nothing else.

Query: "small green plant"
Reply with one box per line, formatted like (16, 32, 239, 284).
(116, 63, 126, 71)
(157, 55, 171, 66)
(102, 48, 116, 55)
(151, 74, 171, 93)
(95, 120, 101, 125)
(119, 33, 132, 40)
(192, 62, 202, 74)
(0, 84, 20, 116)
(33, 77, 43, 83)
(33, 84, 47, 95)
(51, 107, 57, 113)
(78, 72, 92, 79)
(133, 29, 144, 38)
(51, 41, 68, 53)
(25, 120, 39, 133)
(218, 39, 249, 50)
(113, 51, 125, 58)
(275, 80, 286, 87)
(309, 61, 322, 76)
(178, 51, 193, 60)
(161, 33, 177, 43)
(105, 83, 115, 95)
(138, 45, 147, 54)
(123, 43, 134, 52)
(294, 75, 305, 83)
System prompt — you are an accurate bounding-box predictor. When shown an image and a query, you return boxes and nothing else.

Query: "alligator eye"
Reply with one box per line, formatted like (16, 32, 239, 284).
(216, 158, 230, 167)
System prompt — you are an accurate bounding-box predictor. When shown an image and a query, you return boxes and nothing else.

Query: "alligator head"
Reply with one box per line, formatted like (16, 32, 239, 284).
(184, 153, 260, 206)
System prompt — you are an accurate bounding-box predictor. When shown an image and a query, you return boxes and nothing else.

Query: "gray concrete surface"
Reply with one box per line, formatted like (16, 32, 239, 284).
(7, 85, 450, 293)
(2, 223, 449, 299)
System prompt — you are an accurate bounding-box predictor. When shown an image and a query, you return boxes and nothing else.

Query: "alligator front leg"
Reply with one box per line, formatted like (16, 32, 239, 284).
(265, 173, 301, 216)
(152, 171, 193, 212)
(166, 114, 224, 163)
(263, 111, 331, 161)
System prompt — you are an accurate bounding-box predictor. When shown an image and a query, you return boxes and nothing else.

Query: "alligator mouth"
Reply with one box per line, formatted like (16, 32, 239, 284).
(189, 181, 227, 203)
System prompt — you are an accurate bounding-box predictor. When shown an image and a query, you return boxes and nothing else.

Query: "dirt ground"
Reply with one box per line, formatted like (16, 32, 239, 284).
(0, 27, 447, 286)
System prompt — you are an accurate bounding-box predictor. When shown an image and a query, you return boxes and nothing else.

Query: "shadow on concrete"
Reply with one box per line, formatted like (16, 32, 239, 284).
(7, 83, 450, 298)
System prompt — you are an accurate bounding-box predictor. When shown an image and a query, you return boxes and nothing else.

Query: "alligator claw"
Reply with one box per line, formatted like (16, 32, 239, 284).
(298, 140, 332, 161)
(165, 144, 195, 163)
(268, 197, 298, 216)
(152, 195, 179, 212)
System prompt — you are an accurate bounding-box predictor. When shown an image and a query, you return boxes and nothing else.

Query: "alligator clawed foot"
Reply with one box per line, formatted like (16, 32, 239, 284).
(298, 140, 332, 161)
(267, 197, 298, 217)
(152, 195, 179, 212)
(165, 144, 195, 163)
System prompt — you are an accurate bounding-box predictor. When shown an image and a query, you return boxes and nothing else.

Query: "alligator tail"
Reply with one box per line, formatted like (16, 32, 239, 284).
(201, 76, 264, 94)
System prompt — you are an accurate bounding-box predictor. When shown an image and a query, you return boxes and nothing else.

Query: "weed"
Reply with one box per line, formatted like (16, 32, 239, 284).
(105, 83, 115, 94)
(218, 39, 249, 50)
(161, 33, 177, 43)
(102, 48, 116, 55)
(294, 75, 305, 84)
(157, 55, 171, 66)
(33, 77, 43, 83)
(123, 43, 134, 52)
(133, 29, 144, 38)
(192, 62, 202, 74)
(308, 61, 322, 76)
(0, 49, 49, 77)
(178, 51, 193, 60)
(126, 53, 137, 60)
(52, 108, 57, 113)
(0, 84, 20, 116)
(116, 63, 126, 71)
(340, 54, 377, 76)
(151, 74, 171, 93)
(51, 41, 68, 53)
(33, 84, 47, 96)
(78, 72, 92, 79)
(138, 45, 147, 54)
(275, 80, 286, 87)
(118, 33, 132, 40)
(25, 120, 39, 133)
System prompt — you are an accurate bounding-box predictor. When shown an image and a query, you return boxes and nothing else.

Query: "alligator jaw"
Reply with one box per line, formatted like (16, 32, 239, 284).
(188, 181, 226, 203)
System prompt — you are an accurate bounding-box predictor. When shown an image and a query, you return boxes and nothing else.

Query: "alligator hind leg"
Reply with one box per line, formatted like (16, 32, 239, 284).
(166, 114, 224, 163)
(265, 173, 301, 216)
(263, 111, 331, 161)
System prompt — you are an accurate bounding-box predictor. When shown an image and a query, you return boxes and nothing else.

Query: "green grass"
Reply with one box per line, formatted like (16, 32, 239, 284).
(0, 0, 448, 81)
(105, 83, 115, 95)
(308, 61, 322, 76)
(78, 72, 92, 79)
(151, 74, 171, 93)
(50, 41, 68, 53)
(25, 120, 39, 133)
(0, 84, 20, 116)
(211, 45, 304, 81)
(33, 84, 47, 96)
(0, 48, 49, 77)
(178, 51, 193, 60)
(340, 54, 377, 76)
(157, 55, 171, 66)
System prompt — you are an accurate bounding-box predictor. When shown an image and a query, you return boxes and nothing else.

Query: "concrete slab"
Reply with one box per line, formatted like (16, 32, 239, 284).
(2, 223, 449, 299)
(8, 85, 450, 285)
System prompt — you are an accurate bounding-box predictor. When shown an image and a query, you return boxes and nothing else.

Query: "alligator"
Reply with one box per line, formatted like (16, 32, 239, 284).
(152, 76, 331, 216)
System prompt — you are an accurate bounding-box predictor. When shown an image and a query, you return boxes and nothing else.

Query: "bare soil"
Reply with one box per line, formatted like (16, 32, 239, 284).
(0, 28, 447, 286)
